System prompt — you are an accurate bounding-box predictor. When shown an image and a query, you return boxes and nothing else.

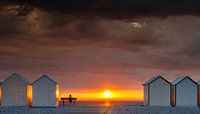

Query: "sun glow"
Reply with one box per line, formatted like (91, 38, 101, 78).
(59, 89, 143, 101)
(56, 85, 60, 106)
(103, 90, 112, 98)
(56, 84, 59, 98)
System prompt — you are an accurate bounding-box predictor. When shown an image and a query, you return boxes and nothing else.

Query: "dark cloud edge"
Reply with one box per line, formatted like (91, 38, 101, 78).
(1, 0, 200, 19)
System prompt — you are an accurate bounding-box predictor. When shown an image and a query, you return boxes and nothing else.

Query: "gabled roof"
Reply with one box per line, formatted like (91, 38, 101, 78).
(2, 73, 30, 84)
(172, 76, 198, 86)
(197, 80, 200, 85)
(143, 76, 170, 86)
(0, 80, 3, 85)
(32, 75, 57, 85)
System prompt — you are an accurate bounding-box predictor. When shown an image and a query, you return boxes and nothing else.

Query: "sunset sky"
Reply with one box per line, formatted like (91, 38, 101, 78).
(1, 0, 200, 101)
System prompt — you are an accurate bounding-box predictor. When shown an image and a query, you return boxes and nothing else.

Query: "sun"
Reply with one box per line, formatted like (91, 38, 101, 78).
(103, 90, 112, 98)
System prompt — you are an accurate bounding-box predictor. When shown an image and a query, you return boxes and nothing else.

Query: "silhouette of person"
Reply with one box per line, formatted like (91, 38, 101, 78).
(68, 94, 73, 105)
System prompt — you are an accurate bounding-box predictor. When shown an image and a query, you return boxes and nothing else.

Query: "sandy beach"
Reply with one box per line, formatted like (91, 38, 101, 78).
(2, 105, 200, 114)
(107, 105, 200, 114)
(0, 106, 109, 114)
(65, 112, 105, 114)
(62, 106, 108, 114)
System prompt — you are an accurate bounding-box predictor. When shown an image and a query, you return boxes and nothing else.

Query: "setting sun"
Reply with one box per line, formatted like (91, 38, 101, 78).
(103, 90, 112, 98)
(59, 89, 143, 101)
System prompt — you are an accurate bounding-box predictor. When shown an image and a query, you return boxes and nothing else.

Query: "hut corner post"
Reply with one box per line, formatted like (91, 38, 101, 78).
(171, 86, 176, 107)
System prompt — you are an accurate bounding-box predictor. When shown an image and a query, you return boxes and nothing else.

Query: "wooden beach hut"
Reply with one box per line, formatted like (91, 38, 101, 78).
(32, 75, 59, 107)
(143, 76, 171, 106)
(1, 73, 31, 106)
(172, 76, 198, 107)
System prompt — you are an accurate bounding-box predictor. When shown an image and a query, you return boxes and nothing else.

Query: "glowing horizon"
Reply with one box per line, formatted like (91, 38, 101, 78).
(58, 89, 143, 101)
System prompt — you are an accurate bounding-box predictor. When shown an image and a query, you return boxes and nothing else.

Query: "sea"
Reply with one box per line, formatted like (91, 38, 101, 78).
(74, 101, 143, 107)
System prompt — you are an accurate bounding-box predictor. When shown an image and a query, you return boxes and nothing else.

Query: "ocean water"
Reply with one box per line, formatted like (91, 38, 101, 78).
(74, 101, 143, 107)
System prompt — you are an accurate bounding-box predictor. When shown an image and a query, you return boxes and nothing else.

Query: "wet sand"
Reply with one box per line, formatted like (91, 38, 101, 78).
(64, 106, 108, 114)
(65, 112, 105, 114)
(0, 106, 109, 114)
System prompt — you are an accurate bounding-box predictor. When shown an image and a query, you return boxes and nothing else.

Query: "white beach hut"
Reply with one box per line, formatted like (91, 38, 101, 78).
(143, 76, 171, 106)
(172, 76, 198, 107)
(1, 73, 31, 106)
(32, 75, 59, 107)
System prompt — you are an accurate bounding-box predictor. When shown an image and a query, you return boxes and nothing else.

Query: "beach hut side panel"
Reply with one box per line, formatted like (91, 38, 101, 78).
(196, 80, 200, 106)
(144, 85, 149, 105)
(176, 79, 198, 106)
(32, 77, 57, 107)
(2, 76, 28, 106)
(199, 87, 200, 106)
(149, 78, 171, 106)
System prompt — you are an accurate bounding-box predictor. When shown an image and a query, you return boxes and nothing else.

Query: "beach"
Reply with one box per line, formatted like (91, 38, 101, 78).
(0, 101, 139, 114)
(1, 105, 200, 114)
(107, 105, 200, 114)
(0, 105, 200, 114)
(59, 106, 108, 114)
(0, 106, 108, 114)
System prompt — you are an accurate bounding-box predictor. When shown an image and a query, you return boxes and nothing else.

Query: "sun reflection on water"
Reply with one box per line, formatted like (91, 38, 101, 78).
(104, 100, 111, 107)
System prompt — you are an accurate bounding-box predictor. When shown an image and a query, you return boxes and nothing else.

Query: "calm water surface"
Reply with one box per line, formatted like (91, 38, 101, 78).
(75, 101, 143, 107)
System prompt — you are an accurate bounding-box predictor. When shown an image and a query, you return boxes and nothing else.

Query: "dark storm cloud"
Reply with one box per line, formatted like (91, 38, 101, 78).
(0, 5, 167, 52)
(1, 0, 200, 17)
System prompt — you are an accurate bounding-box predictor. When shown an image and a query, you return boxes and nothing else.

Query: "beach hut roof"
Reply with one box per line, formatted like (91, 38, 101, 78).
(172, 76, 198, 85)
(32, 75, 57, 84)
(2, 73, 30, 84)
(143, 76, 170, 86)
(196, 80, 200, 85)
(0, 80, 3, 85)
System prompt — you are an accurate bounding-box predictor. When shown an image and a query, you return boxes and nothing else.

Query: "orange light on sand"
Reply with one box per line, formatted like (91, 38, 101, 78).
(27, 84, 32, 106)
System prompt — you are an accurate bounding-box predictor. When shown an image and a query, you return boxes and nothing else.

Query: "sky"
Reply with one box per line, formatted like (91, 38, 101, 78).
(1, 0, 200, 100)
